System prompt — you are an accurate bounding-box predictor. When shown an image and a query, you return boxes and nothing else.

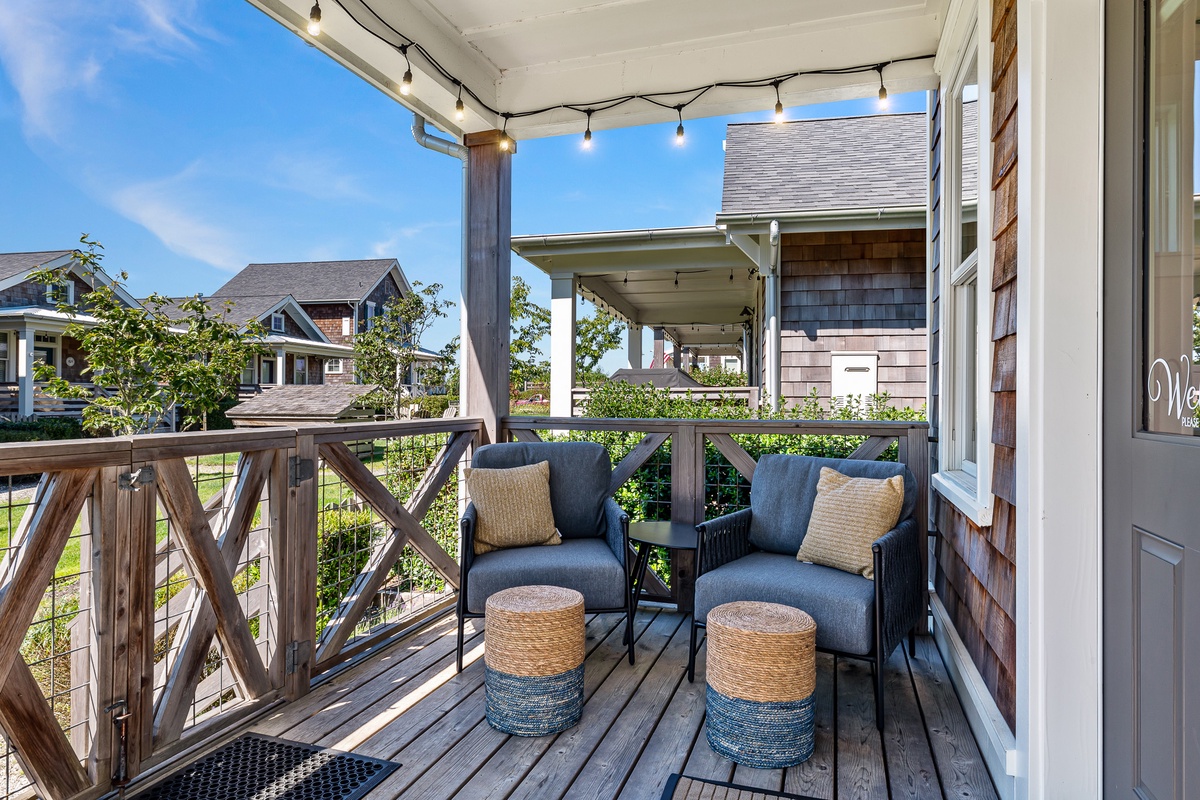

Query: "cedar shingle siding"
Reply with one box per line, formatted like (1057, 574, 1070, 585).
(778, 229, 927, 408)
(932, 0, 1019, 731)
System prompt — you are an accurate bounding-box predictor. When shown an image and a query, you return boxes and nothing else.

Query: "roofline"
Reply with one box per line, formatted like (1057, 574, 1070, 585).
(715, 205, 928, 233)
(724, 111, 926, 128)
(511, 226, 725, 252)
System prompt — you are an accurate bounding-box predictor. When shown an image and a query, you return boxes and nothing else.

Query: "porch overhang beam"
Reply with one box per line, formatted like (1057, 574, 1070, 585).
(716, 205, 929, 236)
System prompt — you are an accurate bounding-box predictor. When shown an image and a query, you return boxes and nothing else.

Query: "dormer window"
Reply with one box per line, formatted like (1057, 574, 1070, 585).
(270, 313, 286, 333)
(45, 282, 74, 306)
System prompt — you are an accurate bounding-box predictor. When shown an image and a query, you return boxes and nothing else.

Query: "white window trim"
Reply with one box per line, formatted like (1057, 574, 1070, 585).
(45, 282, 74, 306)
(325, 358, 344, 374)
(365, 301, 377, 330)
(933, 14, 995, 528)
(270, 312, 286, 333)
(341, 316, 351, 337)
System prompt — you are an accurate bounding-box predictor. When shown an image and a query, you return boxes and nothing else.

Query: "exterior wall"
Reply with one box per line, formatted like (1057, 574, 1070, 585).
(0, 274, 92, 310)
(773, 228, 927, 409)
(931, 0, 1018, 732)
(305, 302, 356, 346)
(357, 273, 403, 333)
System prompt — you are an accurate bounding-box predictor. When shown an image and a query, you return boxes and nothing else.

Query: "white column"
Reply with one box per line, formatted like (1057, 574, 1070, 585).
(16, 326, 33, 418)
(549, 276, 576, 418)
(626, 322, 643, 369)
(1015, 0, 1102, 797)
(275, 349, 286, 386)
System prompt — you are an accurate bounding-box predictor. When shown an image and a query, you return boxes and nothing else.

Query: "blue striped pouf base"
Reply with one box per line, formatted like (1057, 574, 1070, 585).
(706, 685, 816, 768)
(485, 665, 584, 736)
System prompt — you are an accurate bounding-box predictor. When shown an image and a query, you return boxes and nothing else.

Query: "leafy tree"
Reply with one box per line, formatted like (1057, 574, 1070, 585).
(354, 281, 453, 419)
(510, 276, 550, 391)
(31, 237, 266, 435)
(692, 365, 747, 387)
(576, 305, 624, 384)
(423, 335, 460, 397)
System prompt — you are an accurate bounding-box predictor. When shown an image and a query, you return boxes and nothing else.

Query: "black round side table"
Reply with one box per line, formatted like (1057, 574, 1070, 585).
(628, 520, 699, 608)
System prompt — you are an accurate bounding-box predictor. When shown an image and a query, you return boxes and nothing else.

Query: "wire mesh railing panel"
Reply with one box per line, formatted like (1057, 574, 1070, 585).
(314, 432, 463, 652)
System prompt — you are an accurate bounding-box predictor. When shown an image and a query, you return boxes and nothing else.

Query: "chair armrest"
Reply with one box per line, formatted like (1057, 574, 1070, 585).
(871, 516, 925, 658)
(460, 503, 478, 576)
(696, 507, 754, 577)
(603, 498, 630, 567)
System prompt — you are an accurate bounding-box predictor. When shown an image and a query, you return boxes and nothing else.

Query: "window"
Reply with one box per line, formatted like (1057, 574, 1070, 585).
(270, 313, 286, 333)
(241, 360, 256, 386)
(293, 357, 307, 385)
(45, 282, 73, 306)
(0, 332, 9, 382)
(325, 358, 343, 374)
(260, 359, 275, 385)
(365, 302, 376, 330)
(933, 23, 994, 526)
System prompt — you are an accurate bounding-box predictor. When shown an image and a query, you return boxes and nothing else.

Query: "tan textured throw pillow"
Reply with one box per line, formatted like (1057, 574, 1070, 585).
(795, 467, 904, 579)
(465, 461, 561, 555)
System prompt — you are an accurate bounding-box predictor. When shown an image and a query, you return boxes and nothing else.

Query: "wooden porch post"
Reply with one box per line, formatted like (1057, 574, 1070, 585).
(652, 327, 665, 367)
(462, 131, 513, 444)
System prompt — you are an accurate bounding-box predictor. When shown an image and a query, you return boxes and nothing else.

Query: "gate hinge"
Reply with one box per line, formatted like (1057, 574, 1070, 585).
(118, 467, 155, 492)
(286, 640, 311, 675)
(289, 457, 314, 487)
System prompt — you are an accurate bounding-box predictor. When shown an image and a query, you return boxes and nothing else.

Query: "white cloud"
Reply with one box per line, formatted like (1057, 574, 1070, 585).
(0, 0, 214, 138)
(370, 222, 457, 258)
(111, 168, 245, 272)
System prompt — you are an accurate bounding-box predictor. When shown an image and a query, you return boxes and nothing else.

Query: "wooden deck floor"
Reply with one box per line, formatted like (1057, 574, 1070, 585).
(247, 610, 999, 800)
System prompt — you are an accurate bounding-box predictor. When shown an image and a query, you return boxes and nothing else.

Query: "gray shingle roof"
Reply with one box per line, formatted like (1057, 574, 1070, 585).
(226, 384, 381, 421)
(0, 251, 74, 281)
(722, 112, 946, 214)
(212, 260, 398, 303)
(156, 294, 286, 324)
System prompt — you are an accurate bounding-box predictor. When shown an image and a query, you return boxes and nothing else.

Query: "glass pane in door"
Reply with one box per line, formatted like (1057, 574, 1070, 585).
(1145, 0, 1200, 434)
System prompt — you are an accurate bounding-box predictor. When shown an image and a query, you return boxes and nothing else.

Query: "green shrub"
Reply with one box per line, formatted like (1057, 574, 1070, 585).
(315, 508, 379, 634)
(415, 395, 450, 418)
(0, 416, 86, 443)
(691, 366, 747, 387)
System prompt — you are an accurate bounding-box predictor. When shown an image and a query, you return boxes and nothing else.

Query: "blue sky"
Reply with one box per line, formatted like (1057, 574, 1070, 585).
(0, 0, 926, 371)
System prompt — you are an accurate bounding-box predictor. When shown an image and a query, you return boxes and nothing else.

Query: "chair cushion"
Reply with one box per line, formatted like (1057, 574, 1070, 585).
(472, 442, 611, 539)
(796, 467, 904, 579)
(694, 552, 876, 655)
(748, 454, 916, 555)
(464, 461, 561, 555)
(465, 538, 627, 614)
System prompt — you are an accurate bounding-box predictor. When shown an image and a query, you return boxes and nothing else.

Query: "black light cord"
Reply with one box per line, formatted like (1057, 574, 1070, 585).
(320, 0, 931, 137)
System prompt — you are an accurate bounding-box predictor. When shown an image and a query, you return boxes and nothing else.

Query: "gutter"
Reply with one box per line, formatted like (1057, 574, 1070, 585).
(716, 205, 927, 231)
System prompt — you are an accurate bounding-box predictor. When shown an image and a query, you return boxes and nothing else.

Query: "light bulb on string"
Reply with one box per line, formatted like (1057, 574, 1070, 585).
(582, 110, 594, 150)
(877, 66, 889, 110)
(674, 106, 686, 146)
(499, 115, 512, 151)
(773, 81, 784, 123)
(454, 84, 465, 121)
(399, 45, 412, 95)
(307, 1, 321, 36)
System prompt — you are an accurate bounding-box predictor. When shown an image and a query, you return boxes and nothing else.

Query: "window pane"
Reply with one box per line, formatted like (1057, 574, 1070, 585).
(961, 279, 978, 471)
(960, 60, 980, 264)
(1145, 0, 1200, 435)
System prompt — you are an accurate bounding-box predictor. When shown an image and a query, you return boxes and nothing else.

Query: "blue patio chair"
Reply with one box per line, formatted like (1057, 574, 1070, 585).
(456, 441, 635, 671)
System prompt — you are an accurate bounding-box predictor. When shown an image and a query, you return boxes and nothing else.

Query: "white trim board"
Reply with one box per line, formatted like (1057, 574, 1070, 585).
(930, 593, 1017, 800)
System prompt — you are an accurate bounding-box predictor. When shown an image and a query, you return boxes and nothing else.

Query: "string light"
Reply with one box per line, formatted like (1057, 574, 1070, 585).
(583, 110, 594, 149)
(307, 1, 321, 36)
(399, 44, 413, 95)
(498, 114, 514, 150)
(773, 81, 784, 123)
(674, 106, 686, 146)
(454, 83, 465, 121)
(314, 0, 929, 139)
(674, 271, 680, 287)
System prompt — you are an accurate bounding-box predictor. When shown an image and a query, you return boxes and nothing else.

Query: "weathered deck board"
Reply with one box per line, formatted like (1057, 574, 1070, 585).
(228, 611, 999, 800)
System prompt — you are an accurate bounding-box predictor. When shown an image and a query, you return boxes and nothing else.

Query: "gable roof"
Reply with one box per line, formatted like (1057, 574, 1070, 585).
(722, 113, 935, 214)
(212, 259, 408, 304)
(156, 294, 333, 345)
(0, 251, 75, 281)
(226, 384, 381, 422)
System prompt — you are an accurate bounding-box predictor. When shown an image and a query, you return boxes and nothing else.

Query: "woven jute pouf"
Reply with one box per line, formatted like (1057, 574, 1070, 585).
(484, 585, 585, 736)
(705, 601, 817, 768)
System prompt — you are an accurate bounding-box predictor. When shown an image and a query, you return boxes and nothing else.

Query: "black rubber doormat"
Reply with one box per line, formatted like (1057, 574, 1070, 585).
(134, 733, 399, 800)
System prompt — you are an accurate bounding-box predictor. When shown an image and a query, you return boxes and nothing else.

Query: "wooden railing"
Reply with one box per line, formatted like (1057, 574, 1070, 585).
(0, 418, 479, 800)
(501, 417, 930, 611)
(0, 413, 927, 800)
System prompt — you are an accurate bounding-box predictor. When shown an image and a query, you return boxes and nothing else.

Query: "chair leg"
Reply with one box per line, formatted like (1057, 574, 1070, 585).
(909, 628, 917, 657)
(456, 611, 466, 674)
(626, 597, 636, 665)
(875, 650, 886, 731)
(687, 620, 698, 683)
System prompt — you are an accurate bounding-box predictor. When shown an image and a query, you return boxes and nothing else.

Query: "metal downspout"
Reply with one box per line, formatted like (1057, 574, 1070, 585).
(411, 113, 469, 404)
(767, 220, 781, 414)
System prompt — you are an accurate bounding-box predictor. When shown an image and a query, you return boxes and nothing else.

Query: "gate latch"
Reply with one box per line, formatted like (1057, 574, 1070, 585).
(118, 467, 155, 492)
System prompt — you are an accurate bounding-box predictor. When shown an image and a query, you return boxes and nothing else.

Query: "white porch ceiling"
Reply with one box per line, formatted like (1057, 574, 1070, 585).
(245, 0, 948, 139)
(512, 226, 756, 345)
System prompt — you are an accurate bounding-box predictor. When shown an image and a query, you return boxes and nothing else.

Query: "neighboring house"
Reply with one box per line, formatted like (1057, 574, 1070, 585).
(209, 259, 414, 385)
(0, 250, 144, 418)
(512, 112, 932, 416)
(159, 294, 353, 389)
